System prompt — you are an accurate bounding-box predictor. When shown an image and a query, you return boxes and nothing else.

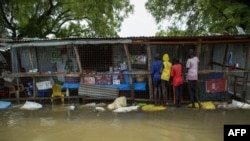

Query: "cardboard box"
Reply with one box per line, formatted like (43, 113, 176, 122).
(113, 79, 120, 84)
(84, 77, 95, 84)
(95, 75, 103, 84)
(103, 75, 112, 84)
(95, 75, 112, 84)
(112, 75, 119, 80)
(36, 81, 52, 90)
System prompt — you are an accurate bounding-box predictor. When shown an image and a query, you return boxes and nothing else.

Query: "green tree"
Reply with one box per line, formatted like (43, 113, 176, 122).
(145, 0, 250, 36)
(156, 28, 186, 36)
(0, 0, 134, 38)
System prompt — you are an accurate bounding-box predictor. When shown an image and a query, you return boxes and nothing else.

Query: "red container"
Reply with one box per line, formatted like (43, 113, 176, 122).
(206, 79, 227, 93)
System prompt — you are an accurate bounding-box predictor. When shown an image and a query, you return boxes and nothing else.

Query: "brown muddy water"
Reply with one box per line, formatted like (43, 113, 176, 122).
(0, 103, 250, 141)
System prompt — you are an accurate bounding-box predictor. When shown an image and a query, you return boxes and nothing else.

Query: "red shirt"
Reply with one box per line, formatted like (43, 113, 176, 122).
(171, 64, 183, 86)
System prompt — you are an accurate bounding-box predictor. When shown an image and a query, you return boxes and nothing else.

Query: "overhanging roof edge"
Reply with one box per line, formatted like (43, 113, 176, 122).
(2, 39, 132, 49)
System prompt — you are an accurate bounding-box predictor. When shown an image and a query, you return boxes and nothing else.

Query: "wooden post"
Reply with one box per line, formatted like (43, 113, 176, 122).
(123, 44, 134, 101)
(242, 43, 250, 102)
(173, 85, 175, 104)
(196, 42, 202, 100)
(123, 44, 132, 71)
(223, 44, 229, 101)
(28, 48, 34, 69)
(32, 76, 36, 98)
(35, 48, 39, 71)
(196, 40, 201, 58)
(146, 44, 153, 100)
(73, 45, 82, 73)
(222, 44, 229, 71)
(27, 48, 38, 97)
(210, 44, 215, 70)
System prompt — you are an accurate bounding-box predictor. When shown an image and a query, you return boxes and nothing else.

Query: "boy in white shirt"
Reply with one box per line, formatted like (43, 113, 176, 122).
(186, 49, 203, 110)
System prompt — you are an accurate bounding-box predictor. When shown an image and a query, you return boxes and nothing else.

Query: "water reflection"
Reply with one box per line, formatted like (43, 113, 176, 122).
(0, 104, 250, 141)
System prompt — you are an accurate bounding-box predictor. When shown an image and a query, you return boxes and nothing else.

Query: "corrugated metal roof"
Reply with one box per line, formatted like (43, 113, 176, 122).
(0, 34, 250, 51)
(131, 34, 250, 44)
(0, 38, 132, 51)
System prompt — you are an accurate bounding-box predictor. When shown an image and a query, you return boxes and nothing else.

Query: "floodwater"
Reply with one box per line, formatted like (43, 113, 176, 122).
(0, 103, 250, 141)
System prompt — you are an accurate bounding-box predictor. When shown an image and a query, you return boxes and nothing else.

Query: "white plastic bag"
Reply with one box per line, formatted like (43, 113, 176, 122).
(20, 101, 42, 110)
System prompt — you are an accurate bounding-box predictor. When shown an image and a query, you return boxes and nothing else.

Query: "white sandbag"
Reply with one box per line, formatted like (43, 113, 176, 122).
(107, 96, 127, 110)
(20, 101, 42, 110)
(113, 105, 139, 113)
(79, 102, 106, 109)
(78, 102, 96, 109)
(65, 105, 75, 110)
(217, 103, 238, 110)
(84, 102, 96, 107)
(94, 106, 106, 112)
(232, 99, 250, 109)
(96, 102, 106, 107)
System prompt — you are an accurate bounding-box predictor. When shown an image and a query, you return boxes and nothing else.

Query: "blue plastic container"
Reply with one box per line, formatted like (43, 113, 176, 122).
(37, 89, 52, 97)
(209, 72, 224, 79)
(0, 101, 11, 109)
(27, 83, 33, 97)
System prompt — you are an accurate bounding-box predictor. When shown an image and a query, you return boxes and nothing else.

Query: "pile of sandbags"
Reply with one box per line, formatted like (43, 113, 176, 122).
(107, 96, 139, 113)
(107, 96, 127, 110)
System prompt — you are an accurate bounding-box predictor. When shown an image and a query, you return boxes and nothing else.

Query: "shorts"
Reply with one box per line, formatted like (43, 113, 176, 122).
(153, 80, 161, 87)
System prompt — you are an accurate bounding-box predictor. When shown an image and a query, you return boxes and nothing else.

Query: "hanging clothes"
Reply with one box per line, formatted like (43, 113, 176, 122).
(228, 52, 233, 65)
